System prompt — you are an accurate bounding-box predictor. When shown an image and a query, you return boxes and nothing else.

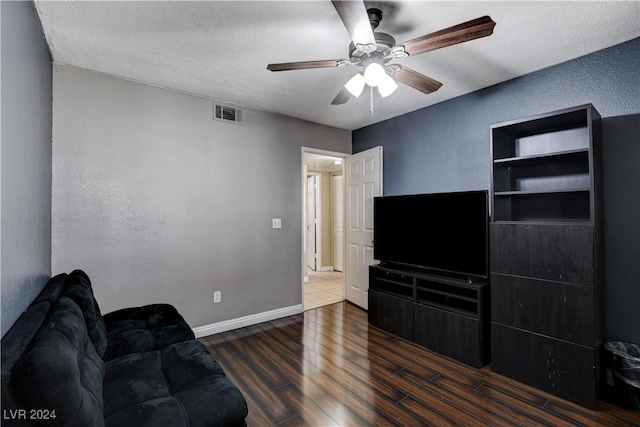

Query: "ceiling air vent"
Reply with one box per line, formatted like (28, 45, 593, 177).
(213, 102, 243, 125)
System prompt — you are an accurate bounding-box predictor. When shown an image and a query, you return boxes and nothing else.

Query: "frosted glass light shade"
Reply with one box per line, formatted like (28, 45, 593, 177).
(363, 63, 386, 87)
(378, 74, 398, 98)
(344, 73, 366, 97)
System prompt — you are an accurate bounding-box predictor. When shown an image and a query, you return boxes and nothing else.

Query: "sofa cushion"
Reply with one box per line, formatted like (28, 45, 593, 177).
(64, 270, 108, 357)
(104, 340, 247, 427)
(12, 297, 106, 427)
(102, 304, 195, 361)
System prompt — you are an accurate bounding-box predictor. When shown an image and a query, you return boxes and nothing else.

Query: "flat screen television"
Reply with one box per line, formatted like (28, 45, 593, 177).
(374, 190, 488, 278)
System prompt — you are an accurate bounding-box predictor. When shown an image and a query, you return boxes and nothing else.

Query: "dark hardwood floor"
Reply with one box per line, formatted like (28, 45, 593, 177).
(199, 302, 640, 426)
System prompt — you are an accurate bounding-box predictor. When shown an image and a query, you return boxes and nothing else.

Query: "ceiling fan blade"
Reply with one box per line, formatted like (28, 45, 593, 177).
(331, 0, 377, 53)
(331, 87, 352, 105)
(397, 16, 496, 57)
(388, 65, 443, 95)
(267, 60, 346, 72)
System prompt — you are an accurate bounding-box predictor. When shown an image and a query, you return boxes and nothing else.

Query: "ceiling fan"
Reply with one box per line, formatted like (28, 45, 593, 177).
(267, 1, 496, 105)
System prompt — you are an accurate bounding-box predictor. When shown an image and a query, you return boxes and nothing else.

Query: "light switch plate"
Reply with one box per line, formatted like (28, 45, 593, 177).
(272, 218, 282, 229)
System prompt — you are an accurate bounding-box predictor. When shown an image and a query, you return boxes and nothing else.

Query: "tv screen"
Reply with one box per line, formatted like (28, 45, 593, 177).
(374, 190, 488, 278)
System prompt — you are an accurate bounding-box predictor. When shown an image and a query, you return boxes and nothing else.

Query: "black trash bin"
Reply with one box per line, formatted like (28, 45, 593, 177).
(604, 341, 640, 410)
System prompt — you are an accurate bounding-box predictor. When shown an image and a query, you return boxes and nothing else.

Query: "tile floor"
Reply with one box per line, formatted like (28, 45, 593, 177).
(304, 270, 344, 310)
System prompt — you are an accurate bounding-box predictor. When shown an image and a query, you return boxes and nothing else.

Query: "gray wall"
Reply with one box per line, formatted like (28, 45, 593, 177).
(52, 65, 351, 329)
(353, 37, 640, 344)
(1, 2, 53, 337)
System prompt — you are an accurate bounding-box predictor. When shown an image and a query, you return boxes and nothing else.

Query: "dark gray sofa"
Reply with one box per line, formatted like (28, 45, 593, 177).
(1, 270, 248, 426)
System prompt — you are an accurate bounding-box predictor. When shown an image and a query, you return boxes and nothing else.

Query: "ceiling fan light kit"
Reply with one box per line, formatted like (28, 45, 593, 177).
(266, 1, 496, 108)
(362, 63, 398, 98)
(377, 74, 398, 98)
(345, 73, 366, 97)
(363, 62, 385, 86)
(344, 65, 398, 99)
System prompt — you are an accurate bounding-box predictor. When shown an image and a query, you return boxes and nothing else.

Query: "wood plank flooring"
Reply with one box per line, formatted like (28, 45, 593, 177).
(199, 302, 640, 426)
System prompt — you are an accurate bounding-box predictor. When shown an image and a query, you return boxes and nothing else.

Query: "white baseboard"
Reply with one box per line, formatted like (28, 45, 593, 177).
(193, 304, 304, 338)
(318, 266, 333, 272)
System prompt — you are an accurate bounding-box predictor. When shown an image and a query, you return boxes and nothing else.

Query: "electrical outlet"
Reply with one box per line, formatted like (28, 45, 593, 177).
(272, 218, 282, 229)
(214, 291, 221, 303)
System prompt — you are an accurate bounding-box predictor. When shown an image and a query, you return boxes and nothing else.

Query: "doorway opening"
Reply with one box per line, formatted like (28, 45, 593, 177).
(302, 149, 346, 310)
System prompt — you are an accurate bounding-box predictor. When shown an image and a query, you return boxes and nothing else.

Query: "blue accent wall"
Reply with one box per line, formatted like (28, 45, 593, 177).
(353, 37, 640, 344)
(1, 1, 53, 337)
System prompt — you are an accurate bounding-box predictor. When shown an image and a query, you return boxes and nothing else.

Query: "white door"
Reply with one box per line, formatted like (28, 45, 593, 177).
(345, 146, 383, 309)
(306, 175, 317, 271)
(332, 174, 344, 272)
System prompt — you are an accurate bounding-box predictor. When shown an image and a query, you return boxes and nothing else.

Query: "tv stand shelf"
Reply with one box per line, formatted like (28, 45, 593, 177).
(369, 264, 489, 368)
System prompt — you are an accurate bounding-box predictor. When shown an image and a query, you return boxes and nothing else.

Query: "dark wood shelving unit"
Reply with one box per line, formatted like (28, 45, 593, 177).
(491, 105, 598, 224)
(489, 104, 603, 408)
(369, 264, 489, 368)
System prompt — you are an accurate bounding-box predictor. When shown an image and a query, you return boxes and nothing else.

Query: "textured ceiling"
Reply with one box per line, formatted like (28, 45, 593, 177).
(35, 1, 640, 130)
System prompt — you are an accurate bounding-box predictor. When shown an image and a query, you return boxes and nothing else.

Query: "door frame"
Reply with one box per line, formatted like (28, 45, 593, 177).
(301, 147, 348, 301)
(331, 173, 344, 272)
(306, 172, 320, 272)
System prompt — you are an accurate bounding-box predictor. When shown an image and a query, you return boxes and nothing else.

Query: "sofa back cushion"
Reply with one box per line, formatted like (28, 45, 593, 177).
(31, 273, 68, 305)
(13, 297, 106, 427)
(1, 302, 53, 425)
(64, 270, 108, 358)
(2, 274, 68, 423)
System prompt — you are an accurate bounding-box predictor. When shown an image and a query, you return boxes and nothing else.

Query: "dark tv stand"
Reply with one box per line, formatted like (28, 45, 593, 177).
(368, 263, 489, 368)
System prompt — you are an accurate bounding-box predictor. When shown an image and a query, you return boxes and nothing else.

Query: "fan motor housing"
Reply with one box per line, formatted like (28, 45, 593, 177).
(349, 32, 396, 67)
